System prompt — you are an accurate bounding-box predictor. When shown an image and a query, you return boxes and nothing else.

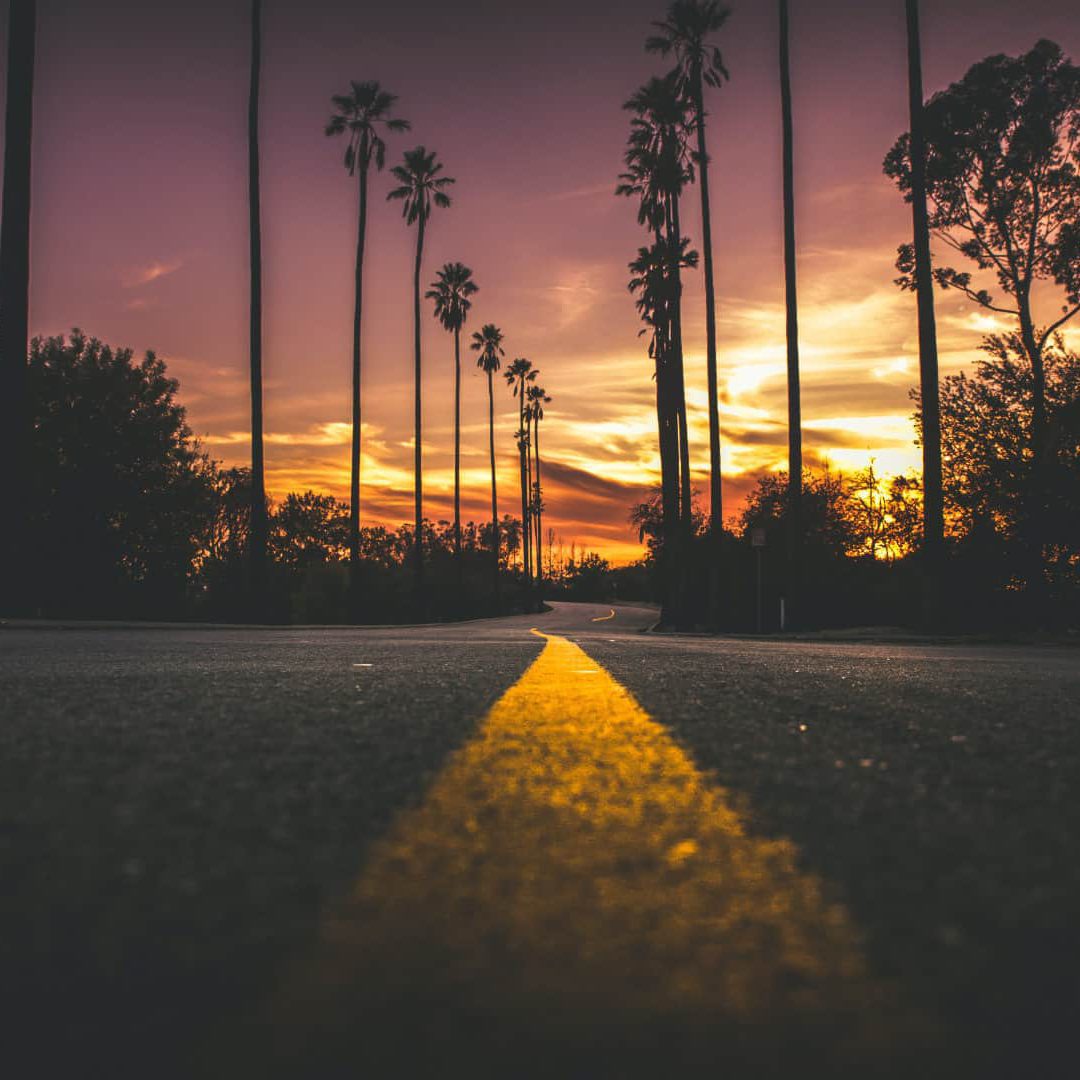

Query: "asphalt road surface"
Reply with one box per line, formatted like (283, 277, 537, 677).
(2, 602, 1078, 1078)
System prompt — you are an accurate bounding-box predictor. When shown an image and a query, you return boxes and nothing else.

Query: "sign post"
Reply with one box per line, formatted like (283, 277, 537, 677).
(751, 527, 766, 634)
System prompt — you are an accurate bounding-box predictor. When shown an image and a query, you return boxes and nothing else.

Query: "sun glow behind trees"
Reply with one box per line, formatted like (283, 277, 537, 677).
(12, 1, 1080, 564)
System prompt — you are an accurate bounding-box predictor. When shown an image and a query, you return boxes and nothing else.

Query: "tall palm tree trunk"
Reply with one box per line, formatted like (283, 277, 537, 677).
(0, 0, 36, 616)
(533, 413, 543, 590)
(691, 71, 723, 544)
(412, 213, 426, 584)
(487, 370, 500, 598)
(518, 384, 531, 582)
(780, 0, 802, 628)
(453, 326, 462, 567)
(668, 196, 693, 529)
(349, 139, 370, 607)
(526, 416, 536, 584)
(656, 327, 681, 626)
(247, 0, 268, 612)
(904, 0, 944, 622)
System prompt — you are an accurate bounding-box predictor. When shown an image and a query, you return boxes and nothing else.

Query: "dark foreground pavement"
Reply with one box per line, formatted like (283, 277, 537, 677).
(1, 602, 1077, 1078)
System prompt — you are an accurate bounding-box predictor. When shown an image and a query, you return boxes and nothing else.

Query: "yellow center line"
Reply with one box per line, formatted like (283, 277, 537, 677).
(591, 608, 617, 622)
(248, 630, 924, 1070)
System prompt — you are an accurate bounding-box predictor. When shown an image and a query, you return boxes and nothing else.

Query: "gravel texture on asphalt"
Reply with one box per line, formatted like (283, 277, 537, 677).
(2, 603, 1077, 1079)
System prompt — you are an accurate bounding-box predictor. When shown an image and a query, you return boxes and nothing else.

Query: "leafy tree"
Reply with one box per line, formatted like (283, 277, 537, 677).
(388, 146, 455, 583)
(426, 262, 478, 567)
(885, 39, 1080, 587)
(326, 80, 410, 598)
(914, 332, 1080, 591)
(27, 332, 216, 615)
(0, 0, 36, 614)
(205, 466, 254, 567)
(845, 462, 922, 562)
(646, 0, 730, 546)
(740, 469, 854, 560)
(271, 492, 349, 569)
(470, 323, 505, 593)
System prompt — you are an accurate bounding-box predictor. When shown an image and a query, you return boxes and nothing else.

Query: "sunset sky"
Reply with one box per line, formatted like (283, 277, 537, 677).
(6, 0, 1079, 561)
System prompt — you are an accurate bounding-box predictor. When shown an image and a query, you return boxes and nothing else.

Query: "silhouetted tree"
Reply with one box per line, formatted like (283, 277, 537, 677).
(504, 357, 537, 583)
(326, 81, 410, 604)
(0, 0, 36, 614)
(914, 332, 1080, 596)
(627, 236, 698, 625)
(206, 467, 254, 567)
(471, 323, 505, 594)
(247, 0, 268, 605)
(388, 146, 455, 585)
(646, 0, 730, 595)
(27, 332, 216, 616)
(623, 74, 695, 526)
(885, 39, 1080, 594)
(526, 384, 552, 586)
(271, 492, 350, 568)
(426, 262, 478, 569)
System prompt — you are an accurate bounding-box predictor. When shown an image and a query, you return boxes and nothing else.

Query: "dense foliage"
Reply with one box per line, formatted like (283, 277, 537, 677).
(23, 332, 534, 623)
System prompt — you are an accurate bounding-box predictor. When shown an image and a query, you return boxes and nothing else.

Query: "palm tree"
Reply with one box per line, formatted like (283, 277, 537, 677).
(778, 0, 802, 625)
(526, 384, 552, 589)
(426, 262, 478, 569)
(326, 80, 410, 607)
(628, 236, 698, 625)
(388, 146, 455, 584)
(247, 0, 268, 607)
(903, 0, 943, 621)
(647, 0, 731, 619)
(471, 323, 505, 594)
(0, 0, 36, 615)
(504, 357, 537, 582)
(622, 74, 695, 531)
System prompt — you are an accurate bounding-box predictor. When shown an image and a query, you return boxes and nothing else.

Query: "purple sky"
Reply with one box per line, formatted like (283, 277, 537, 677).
(3, 0, 1078, 559)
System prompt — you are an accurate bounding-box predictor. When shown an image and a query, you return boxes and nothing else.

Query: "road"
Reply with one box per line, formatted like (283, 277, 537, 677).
(2, 601, 1078, 1078)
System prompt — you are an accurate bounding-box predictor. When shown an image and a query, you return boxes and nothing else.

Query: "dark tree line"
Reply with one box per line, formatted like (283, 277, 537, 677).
(615, 1, 1079, 630)
(20, 332, 533, 623)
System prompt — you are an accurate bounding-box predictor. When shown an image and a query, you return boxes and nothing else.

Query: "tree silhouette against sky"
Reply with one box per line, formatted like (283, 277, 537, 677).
(388, 145, 454, 585)
(646, 0, 730, 624)
(326, 80, 410, 605)
(504, 357, 538, 584)
(427, 261, 478, 569)
(885, 37, 1080, 598)
(471, 323, 506, 596)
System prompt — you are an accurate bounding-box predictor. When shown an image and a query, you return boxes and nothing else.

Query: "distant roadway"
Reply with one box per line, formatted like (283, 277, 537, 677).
(1, 602, 1078, 1078)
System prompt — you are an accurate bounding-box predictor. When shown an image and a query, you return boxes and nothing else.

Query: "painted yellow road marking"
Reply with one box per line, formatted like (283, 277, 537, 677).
(253, 630, 921, 1069)
(591, 608, 616, 622)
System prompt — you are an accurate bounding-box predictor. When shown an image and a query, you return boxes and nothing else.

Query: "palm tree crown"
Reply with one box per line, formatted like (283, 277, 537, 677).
(526, 383, 551, 423)
(427, 262, 477, 333)
(471, 323, 505, 374)
(645, 0, 731, 93)
(387, 145, 455, 224)
(504, 356, 537, 397)
(325, 80, 410, 174)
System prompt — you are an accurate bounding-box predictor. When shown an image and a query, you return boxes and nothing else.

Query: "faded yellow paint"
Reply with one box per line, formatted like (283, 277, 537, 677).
(252, 631, 920, 1071)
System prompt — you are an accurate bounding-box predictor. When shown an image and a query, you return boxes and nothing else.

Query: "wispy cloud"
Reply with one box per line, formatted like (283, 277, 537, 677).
(122, 258, 184, 288)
